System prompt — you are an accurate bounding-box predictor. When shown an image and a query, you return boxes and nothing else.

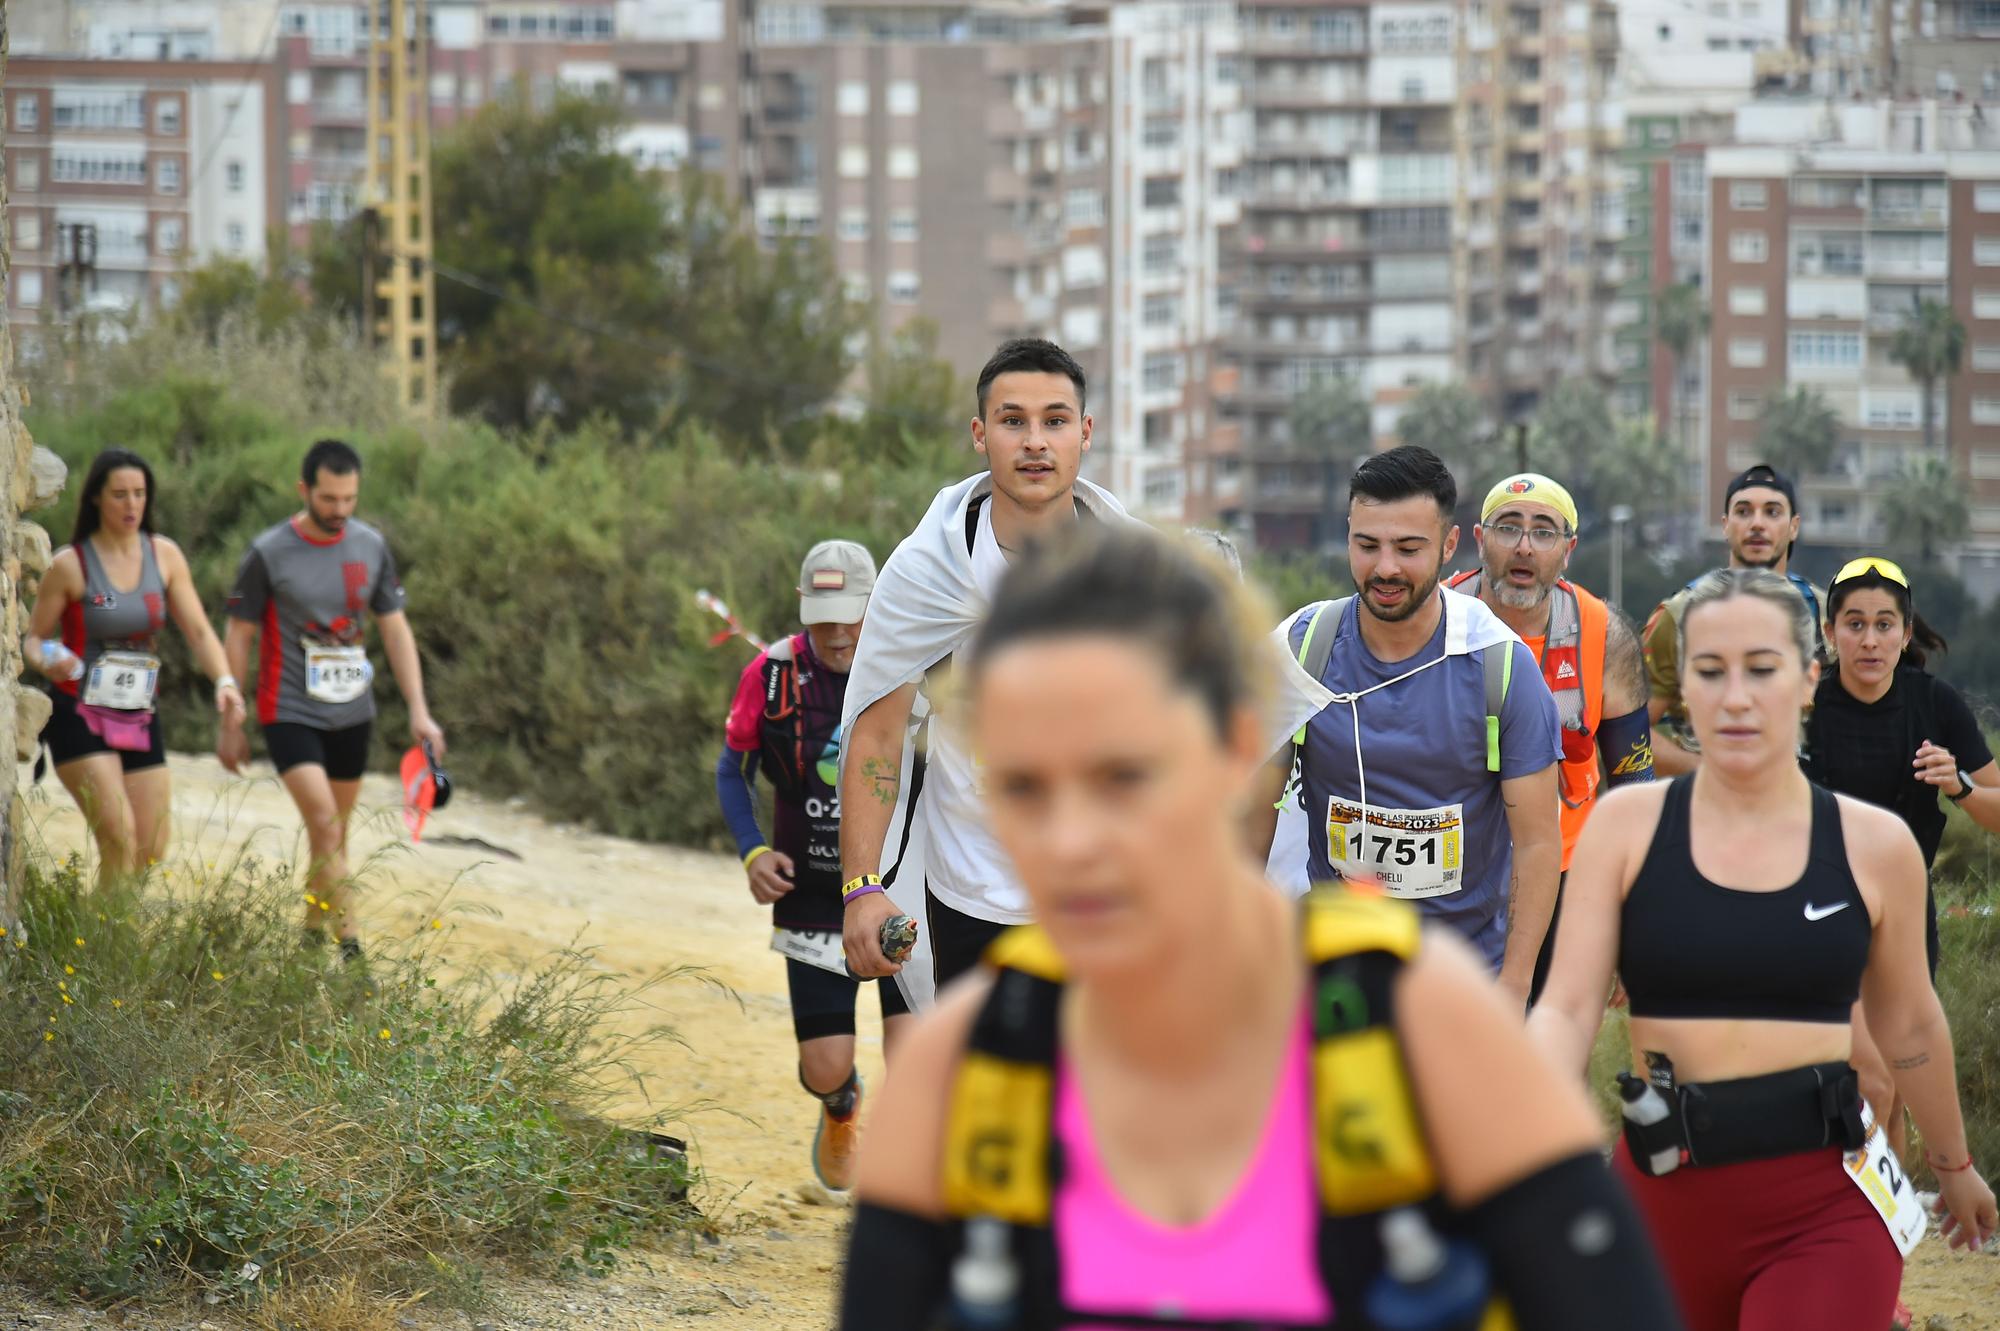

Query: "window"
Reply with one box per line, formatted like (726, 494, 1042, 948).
(888, 211, 918, 242)
(1142, 353, 1182, 393)
(1979, 237, 2000, 267)
(842, 272, 871, 303)
(15, 156, 39, 191)
(16, 271, 43, 308)
(226, 221, 245, 251)
(1978, 290, 2000, 319)
(1143, 293, 1178, 326)
(1144, 177, 1182, 209)
(887, 81, 919, 116)
(51, 151, 148, 185)
(1863, 393, 1921, 429)
(1729, 230, 1768, 263)
(1976, 344, 2000, 372)
(837, 208, 868, 241)
(1727, 284, 1767, 316)
(1728, 337, 1767, 367)
(156, 97, 182, 135)
(288, 71, 311, 105)
(53, 91, 144, 130)
(887, 271, 920, 303)
(1730, 182, 1768, 211)
(14, 215, 40, 251)
(156, 218, 184, 253)
(1789, 331, 1862, 369)
(1974, 397, 2000, 425)
(1978, 185, 2000, 213)
(157, 157, 182, 194)
(887, 146, 919, 179)
(1727, 391, 1764, 420)
(226, 160, 244, 193)
(1143, 232, 1179, 275)
(838, 82, 869, 116)
(1142, 117, 1179, 150)
(1065, 188, 1104, 228)
(838, 146, 868, 178)
(14, 96, 37, 131)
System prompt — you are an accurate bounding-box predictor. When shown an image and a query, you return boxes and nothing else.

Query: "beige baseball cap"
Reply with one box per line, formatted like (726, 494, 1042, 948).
(799, 540, 877, 625)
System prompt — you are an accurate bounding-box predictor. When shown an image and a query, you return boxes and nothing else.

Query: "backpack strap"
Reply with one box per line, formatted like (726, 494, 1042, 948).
(1483, 641, 1515, 774)
(1292, 597, 1351, 747)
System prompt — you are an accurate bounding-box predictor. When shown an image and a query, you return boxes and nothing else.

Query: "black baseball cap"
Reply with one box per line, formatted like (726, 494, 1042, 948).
(1723, 463, 1798, 515)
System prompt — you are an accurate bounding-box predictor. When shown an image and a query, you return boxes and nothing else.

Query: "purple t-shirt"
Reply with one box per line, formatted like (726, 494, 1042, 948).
(1286, 598, 1561, 969)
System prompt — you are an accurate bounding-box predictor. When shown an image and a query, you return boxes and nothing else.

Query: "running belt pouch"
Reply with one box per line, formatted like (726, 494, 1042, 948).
(1618, 1096, 1690, 1178)
(1679, 1062, 1862, 1166)
(77, 703, 152, 753)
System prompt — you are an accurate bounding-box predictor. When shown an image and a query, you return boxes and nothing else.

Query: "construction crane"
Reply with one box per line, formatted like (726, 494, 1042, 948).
(362, 0, 439, 414)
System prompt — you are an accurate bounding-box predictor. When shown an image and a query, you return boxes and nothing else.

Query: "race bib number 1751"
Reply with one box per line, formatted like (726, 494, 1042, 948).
(1325, 799, 1465, 899)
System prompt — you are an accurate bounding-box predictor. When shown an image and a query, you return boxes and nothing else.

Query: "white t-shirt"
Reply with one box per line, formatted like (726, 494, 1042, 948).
(915, 500, 1033, 924)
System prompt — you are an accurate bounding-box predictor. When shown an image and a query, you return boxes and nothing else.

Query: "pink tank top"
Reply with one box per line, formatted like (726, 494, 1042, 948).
(1052, 1004, 1333, 1327)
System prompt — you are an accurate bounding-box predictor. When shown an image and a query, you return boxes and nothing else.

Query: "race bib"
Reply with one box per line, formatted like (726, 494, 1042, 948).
(1843, 1105, 1927, 1257)
(1325, 799, 1464, 899)
(82, 650, 159, 711)
(770, 927, 848, 978)
(303, 641, 372, 705)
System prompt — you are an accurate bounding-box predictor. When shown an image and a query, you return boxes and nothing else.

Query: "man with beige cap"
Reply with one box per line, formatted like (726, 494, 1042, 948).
(1446, 473, 1654, 1001)
(715, 538, 910, 1205)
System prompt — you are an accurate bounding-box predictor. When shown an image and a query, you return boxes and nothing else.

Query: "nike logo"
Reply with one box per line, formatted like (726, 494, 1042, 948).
(1803, 901, 1851, 922)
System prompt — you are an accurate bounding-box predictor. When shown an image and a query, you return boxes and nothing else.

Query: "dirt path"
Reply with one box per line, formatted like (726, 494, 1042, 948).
(13, 754, 1999, 1329)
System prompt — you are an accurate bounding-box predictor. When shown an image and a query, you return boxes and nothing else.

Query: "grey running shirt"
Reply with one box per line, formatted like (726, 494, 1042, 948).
(226, 516, 406, 729)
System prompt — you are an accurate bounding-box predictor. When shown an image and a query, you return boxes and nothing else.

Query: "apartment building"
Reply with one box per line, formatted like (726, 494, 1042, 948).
(1703, 99, 2000, 586)
(1205, 0, 1458, 549)
(1453, 0, 1623, 424)
(4, 55, 282, 341)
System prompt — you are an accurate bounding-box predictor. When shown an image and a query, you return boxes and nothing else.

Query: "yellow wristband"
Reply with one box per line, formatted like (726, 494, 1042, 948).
(842, 873, 883, 903)
(743, 846, 773, 870)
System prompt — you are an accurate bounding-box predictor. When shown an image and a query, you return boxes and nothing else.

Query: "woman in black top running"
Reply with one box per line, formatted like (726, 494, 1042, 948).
(1530, 568, 1995, 1331)
(1802, 555, 2000, 1169)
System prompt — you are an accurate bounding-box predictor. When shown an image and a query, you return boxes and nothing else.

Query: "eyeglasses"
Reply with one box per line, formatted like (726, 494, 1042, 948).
(1484, 522, 1570, 552)
(1832, 556, 1909, 589)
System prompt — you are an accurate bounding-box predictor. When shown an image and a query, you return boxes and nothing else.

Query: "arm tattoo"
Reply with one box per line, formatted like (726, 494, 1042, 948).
(1891, 1052, 1932, 1071)
(1605, 610, 1647, 711)
(860, 756, 902, 807)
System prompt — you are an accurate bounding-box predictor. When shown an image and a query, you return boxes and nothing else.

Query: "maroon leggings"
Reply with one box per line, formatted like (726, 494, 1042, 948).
(1613, 1140, 1903, 1331)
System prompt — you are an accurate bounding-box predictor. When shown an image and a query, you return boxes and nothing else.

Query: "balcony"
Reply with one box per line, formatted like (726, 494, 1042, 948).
(1241, 31, 1368, 56)
(311, 98, 368, 124)
(1868, 204, 1947, 228)
(1366, 230, 1451, 253)
(1244, 185, 1353, 210)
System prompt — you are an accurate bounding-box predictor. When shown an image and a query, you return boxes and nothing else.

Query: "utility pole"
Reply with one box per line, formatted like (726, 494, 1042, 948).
(54, 222, 99, 319)
(363, 0, 439, 414)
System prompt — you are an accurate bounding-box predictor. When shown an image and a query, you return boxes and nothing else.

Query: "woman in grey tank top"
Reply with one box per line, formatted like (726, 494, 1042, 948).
(22, 449, 244, 886)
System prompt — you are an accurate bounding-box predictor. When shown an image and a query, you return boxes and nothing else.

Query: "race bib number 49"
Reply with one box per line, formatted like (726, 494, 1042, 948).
(1325, 799, 1465, 899)
(303, 642, 372, 705)
(83, 650, 160, 711)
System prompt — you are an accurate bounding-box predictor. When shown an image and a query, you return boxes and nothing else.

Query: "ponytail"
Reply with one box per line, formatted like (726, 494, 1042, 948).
(1902, 611, 1948, 671)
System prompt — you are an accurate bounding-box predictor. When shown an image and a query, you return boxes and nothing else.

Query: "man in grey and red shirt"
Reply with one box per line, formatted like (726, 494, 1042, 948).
(219, 439, 446, 960)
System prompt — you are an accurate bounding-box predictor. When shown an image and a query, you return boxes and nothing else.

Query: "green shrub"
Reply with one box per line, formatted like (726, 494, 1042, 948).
(0, 847, 697, 1304)
(25, 327, 967, 845)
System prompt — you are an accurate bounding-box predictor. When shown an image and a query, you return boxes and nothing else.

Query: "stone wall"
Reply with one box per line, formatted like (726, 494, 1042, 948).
(1, 17, 69, 896)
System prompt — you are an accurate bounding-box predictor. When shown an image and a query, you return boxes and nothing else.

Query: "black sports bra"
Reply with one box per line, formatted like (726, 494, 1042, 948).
(1620, 777, 1871, 1025)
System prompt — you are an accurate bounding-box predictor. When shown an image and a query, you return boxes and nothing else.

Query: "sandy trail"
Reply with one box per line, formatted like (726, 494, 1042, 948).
(12, 753, 1998, 1329)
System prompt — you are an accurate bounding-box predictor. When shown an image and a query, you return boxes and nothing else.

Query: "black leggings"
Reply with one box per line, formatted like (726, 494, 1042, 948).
(786, 958, 911, 1043)
(925, 886, 1011, 992)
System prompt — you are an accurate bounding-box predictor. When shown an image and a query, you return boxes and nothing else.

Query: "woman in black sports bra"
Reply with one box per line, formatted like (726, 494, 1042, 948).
(1529, 568, 1995, 1331)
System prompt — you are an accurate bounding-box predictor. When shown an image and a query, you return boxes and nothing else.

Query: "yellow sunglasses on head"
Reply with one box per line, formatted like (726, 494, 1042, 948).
(1832, 556, 1910, 589)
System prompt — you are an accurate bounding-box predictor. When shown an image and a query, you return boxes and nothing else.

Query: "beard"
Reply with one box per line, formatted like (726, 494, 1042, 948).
(1358, 565, 1444, 623)
(1485, 565, 1555, 611)
(1735, 545, 1783, 571)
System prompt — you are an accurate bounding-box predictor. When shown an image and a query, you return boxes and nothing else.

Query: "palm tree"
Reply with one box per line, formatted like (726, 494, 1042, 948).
(1877, 456, 1970, 565)
(1653, 283, 1708, 457)
(1887, 298, 1966, 458)
(1289, 374, 1373, 550)
(1394, 381, 1488, 480)
(1527, 379, 1614, 487)
(1755, 385, 1841, 481)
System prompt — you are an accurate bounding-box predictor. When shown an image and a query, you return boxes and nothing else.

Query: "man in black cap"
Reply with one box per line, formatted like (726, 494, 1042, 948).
(1641, 464, 1828, 775)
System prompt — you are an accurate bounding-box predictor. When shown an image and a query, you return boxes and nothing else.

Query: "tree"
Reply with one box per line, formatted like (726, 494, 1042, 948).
(1526, 378, 1614, 487)
(1588, 416, 1683, 521)
(1289, 374, 1372, 548)
(1887, 298, 1966, 458)
(1394, 382, 1488, 481)
(1653, 283, 1707, 448)
(1754, 385, 1841, 481)
(169, 254, 308, 346)
(1877, 456, 1969, 565)
(423, 91, 864, 446)
(825, 318, 966, 467)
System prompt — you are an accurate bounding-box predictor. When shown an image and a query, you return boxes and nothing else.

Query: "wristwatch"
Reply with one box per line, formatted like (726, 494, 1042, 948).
(1949, 770, 1976, 803)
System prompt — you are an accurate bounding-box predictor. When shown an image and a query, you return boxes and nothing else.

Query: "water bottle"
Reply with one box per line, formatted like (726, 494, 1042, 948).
(40, 640, 78, 679)
(950, 1217, 1020, 1330)
(1363, 1208, 1492, 1331)
(1618, 1072, 1682, 1176)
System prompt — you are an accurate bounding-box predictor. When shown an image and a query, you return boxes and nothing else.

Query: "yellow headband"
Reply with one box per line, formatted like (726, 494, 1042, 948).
(1481, 473, 1578, 533)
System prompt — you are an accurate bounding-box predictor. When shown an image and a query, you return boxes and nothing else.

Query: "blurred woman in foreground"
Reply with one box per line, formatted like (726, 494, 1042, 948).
(840, 525, 1680, 1331)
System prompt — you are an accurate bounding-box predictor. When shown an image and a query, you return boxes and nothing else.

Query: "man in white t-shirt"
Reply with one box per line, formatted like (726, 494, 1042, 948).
(840, 338, 1123, 993)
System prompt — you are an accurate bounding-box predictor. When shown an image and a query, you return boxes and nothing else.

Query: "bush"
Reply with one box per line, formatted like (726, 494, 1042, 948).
(0, 846, 697, 1304)
(25, 325, 968, 845)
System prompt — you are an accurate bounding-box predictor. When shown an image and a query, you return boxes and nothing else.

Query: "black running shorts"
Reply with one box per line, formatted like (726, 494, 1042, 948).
(264, 721, 374, 781)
